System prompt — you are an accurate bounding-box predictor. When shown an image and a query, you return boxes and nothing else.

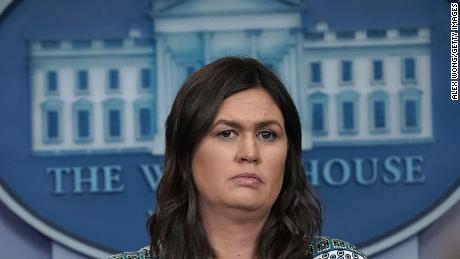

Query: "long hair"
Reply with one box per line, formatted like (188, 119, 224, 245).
(147, 57, 322, 259)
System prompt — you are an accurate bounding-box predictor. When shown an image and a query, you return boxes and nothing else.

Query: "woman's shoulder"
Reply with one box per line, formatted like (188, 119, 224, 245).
(108, 236, 367, 259)
(108, 246, 157, 259)
(309, 236, 368, 259)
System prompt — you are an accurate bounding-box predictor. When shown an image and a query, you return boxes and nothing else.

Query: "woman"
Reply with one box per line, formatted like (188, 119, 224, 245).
(109, 57, 367, 259)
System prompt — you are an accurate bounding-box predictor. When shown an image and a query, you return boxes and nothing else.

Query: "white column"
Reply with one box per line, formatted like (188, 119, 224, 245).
(152, 33, 167, 154)
(293, 28, 312, 150)
(294, 29, 304, 107)
(200, 31, 213, 65)
(288, 47, 296, 95)
(281, 53, 290, 86)
(165, 51, 174, 109)
(246, 29, 261, 59)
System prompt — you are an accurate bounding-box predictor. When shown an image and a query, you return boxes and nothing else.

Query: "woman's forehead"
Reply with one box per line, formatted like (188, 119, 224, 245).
(213, 88, 284, 125)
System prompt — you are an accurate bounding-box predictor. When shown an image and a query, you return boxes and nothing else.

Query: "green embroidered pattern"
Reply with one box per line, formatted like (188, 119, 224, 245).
(309, 236, 367, 259)
(108, 246, 155, 259)
(108, 236, 367, 259)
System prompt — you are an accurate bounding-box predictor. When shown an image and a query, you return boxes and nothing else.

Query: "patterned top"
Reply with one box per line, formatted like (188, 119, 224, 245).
(108, 236, 367, 259)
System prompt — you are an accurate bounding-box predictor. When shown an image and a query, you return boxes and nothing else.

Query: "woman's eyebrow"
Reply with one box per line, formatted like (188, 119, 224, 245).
(212, 119, 283, 130)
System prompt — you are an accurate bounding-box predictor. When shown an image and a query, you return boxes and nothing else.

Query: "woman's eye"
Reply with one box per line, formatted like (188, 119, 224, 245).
(217, 130, 237, 139)
(258, 130, 277, 141)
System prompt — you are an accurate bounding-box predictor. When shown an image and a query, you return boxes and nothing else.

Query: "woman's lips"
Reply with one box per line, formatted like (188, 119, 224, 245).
(230, 173, 262, 186)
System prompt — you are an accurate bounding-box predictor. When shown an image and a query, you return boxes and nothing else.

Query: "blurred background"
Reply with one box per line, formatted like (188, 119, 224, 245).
(0, 0, 459, 258)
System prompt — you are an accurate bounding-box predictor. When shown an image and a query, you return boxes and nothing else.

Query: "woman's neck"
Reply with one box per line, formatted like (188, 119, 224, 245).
(200, 204, 270, 259)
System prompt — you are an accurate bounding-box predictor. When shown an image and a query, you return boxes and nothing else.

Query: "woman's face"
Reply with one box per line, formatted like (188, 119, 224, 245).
(191, 87, 288, 214)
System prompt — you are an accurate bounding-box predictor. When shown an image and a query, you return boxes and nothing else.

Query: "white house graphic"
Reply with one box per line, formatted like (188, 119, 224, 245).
(29, 0, 432, 156)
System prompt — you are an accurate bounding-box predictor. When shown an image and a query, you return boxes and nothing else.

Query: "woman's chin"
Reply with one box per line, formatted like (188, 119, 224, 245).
(225, 195, 266, 212)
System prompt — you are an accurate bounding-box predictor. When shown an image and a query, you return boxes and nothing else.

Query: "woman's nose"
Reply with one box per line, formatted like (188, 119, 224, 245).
(236, 134, 260, 164)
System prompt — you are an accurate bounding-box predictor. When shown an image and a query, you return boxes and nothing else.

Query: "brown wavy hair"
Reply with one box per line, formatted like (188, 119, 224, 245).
(147, 57, 322, 259)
